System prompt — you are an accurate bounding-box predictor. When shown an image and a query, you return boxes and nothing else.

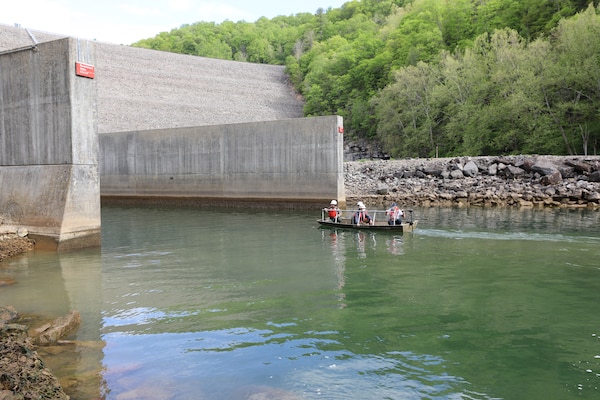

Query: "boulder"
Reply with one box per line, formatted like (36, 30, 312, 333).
(31, 310, 81, 346)
(531, 161, 559, 176)
(506, 165, 525, 177)
(559, 166, 577, 179)
(588, 170, 600, 182)
(565, 159, 592, 173)
(540, 171, 563, 186)
(422, 164, 443, 177)
(450, 169, 465, 179)
(520, 158, 537, 172)
(463, 160, 479, 177)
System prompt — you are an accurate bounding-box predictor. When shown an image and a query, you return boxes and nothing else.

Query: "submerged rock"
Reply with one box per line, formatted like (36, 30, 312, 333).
(31, 311, 81, 346)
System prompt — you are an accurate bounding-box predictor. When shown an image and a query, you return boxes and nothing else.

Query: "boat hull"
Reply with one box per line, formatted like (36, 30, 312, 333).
(317, 219, 417, 232)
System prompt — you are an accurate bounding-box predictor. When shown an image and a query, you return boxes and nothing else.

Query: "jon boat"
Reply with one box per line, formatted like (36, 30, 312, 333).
(317, 208, 418, 232)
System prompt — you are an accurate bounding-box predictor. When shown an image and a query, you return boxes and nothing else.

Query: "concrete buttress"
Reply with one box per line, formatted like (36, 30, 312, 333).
(0, 38, 101, 250)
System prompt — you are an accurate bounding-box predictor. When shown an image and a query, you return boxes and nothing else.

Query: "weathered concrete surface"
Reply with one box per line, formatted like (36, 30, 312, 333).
(0, 38, 101, 250)
(100, 116, 345, 207)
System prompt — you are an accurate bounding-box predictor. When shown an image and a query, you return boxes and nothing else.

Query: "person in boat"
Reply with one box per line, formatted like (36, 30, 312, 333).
(386, 202, 404, 225)
(325, 199, 341, 222)
(351, 201, 373, 225)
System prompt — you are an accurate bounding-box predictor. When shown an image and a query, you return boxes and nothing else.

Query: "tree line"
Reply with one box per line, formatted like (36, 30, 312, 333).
(133, 0, 600, 157)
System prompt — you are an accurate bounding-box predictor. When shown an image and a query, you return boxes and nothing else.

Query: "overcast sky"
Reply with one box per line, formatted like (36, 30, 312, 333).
(1, 0, 347, 45)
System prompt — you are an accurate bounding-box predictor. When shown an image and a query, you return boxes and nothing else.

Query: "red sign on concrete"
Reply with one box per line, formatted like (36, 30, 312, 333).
(75, 62, 95, 79)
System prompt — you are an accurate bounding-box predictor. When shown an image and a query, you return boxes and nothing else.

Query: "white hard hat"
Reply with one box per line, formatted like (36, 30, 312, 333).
(357, 201, 365, 209)
(330, 200, 337, 205)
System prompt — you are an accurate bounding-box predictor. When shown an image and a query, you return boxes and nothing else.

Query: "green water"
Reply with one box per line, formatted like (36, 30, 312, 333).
(0, 206, 599, 399)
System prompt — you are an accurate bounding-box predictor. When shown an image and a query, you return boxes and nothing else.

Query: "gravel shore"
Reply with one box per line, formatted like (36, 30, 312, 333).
(344, 155, 600, 209)
(0, 236, 34, 264)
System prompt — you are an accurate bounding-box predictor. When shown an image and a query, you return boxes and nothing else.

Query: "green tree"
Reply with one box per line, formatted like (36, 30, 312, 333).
(385, 0, 445, 68)
(545, 3, 600, 155)
(372, 61, 443, 157)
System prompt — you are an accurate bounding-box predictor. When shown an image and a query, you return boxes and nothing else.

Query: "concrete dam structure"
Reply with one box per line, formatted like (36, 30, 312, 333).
(0, 25, 345, 249)
(0, 24, 306, 132)
(0, 37, 100, 250)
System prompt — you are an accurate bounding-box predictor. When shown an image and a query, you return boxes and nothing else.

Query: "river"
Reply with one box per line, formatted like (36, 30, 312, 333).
(1, 206, 599, 399)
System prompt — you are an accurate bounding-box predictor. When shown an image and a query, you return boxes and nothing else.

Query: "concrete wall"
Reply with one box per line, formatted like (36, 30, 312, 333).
(100, 116, 345, 207)
(0, 38, 101, 250)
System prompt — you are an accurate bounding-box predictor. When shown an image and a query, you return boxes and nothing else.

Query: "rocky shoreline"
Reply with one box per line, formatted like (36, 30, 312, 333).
(0, 235, 34, 264)
(0, 308, 71, 400)
(344, 155, 600, 209)
(1, 237, 72, 399)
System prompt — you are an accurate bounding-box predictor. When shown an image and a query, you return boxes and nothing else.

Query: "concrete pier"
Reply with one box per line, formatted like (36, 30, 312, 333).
(0, 38, 101, 250)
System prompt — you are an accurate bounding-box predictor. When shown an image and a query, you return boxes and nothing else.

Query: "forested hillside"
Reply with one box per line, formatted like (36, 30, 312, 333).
(133, 0, 600, 157)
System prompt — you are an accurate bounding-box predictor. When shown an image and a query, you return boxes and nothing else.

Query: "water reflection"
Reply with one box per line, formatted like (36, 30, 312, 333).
(320, 228, 409, 310)
(321, 228, 408, 259)
(1, 206, 599, 399)
(321, 229, 346, 308)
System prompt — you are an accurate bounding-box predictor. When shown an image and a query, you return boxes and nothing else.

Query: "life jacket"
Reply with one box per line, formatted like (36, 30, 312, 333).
(388, 206, 400, 221)
(328, 208, 339, 218)
(355, 210, 369, 223)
